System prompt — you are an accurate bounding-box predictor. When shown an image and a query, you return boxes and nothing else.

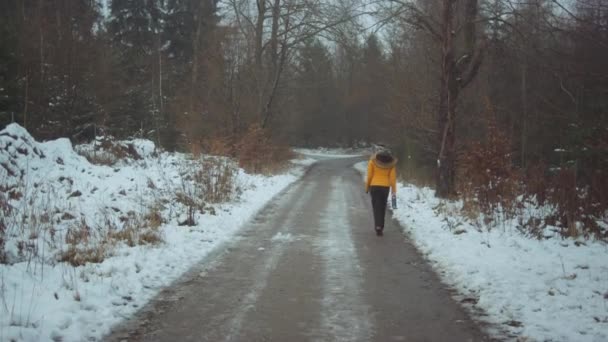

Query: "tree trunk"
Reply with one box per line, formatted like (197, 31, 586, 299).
(157, 32, 163, 147)
(261, 2, 287, 128)
(436, 0, 457, 198)
(254, 0, 266, 70)
(23, 71, 29, 127)
(38, 0, 45, 130)
(229, 65, 240, 143)
(437, 73, 459, 198)
(254, 0, 266, 118)
(261, 41, 287, 128)
(435, 0, 482, 198)
(270, 0, 281, 68)
(520, 60, 527, 168)
(190, 7, 203, 115)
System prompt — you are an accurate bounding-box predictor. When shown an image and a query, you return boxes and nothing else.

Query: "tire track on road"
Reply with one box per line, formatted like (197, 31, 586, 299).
(317, 176, 373, 341)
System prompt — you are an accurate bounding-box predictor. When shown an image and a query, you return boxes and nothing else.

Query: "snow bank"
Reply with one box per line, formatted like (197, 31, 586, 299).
(354, 161, 608, 342)
(0, 124, 315, 342)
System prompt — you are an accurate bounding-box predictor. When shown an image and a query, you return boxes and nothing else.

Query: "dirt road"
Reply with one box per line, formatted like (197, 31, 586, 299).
(106, 157, 487, 342)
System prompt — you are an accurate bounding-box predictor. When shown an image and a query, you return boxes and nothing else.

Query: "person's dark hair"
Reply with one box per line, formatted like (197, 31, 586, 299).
(376, 149, 394, 163)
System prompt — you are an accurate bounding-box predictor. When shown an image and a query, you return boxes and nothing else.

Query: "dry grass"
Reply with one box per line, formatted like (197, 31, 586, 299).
(144, 206, 163, 229)
(139, 230, 163, 245)
(0, 188, 9, 263)
(194, 156, 239, 203)
(59, 246, 106, 267)
(58, 206, 164, 266)
(2, 187, 164, 267)
(65, 219, 91, 245)
(173, 155, 241, 226)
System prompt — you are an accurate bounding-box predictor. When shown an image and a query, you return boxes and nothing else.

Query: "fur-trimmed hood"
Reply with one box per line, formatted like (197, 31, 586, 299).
(371, 152, 397, 169)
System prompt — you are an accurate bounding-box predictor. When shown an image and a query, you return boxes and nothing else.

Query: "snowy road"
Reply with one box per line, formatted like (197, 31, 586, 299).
(105, 157, 487, 341)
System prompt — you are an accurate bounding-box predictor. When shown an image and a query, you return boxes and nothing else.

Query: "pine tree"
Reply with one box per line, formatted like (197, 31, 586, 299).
(292, 39, 337, 146)
(108, 0, 163, 138)
(0, 0, 102, 139)
(0, 1, 21, 130)
(164, 0, 219, 149)
(361, 34, 388, 143)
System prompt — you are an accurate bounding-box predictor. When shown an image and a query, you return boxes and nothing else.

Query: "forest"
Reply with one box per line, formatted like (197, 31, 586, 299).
(1, 0, 607, 237)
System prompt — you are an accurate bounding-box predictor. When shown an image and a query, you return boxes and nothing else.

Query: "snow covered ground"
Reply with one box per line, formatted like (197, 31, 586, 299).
(355, 161, 608, 342)
(294, 147, 366, 159)
(0, 124, 315, 342)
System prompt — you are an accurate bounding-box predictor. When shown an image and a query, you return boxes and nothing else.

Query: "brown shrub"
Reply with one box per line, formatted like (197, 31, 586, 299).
(235, 124, 270, 173)
(188, 140, 204, 158)
(204, 135, 234, 157)
(547, 167, 605, 239)
(270, 145, 295, 173)
(525, 161, 549, 205)
(588, 169, 608, 221)
(236, 124, 293, 174)
(457, 115, 520, 220)
(516, 133, 608, 239)
(550, 168, 578, 236)
(176, 191, 202, 210)
(194, 157, 238, 203)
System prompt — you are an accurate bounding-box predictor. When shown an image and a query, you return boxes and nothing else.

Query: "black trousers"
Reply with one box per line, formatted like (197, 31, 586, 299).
(370, 186, 390, 229)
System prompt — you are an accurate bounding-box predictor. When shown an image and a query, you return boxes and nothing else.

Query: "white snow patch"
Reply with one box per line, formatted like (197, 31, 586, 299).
(295, 148, 366, 159)
(317, 177, 373, 341)
(270, 232, 295, 243)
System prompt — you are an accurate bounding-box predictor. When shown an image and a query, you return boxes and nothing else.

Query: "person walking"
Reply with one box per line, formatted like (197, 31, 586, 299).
(365, 147, 397, 236)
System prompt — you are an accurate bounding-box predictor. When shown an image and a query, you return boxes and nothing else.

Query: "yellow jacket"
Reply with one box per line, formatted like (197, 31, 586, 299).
(365, 154, 397, 194)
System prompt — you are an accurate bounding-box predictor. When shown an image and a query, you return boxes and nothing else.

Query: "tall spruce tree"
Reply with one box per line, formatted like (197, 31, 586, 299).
(0, 0, 102, 139)
(0, 1, 21, 130)
(108, 0, 163, 138)
(164, 0, 219, 149)
(291, 39, 337, 146)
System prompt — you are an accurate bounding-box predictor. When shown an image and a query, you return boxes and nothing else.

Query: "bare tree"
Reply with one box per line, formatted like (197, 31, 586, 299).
(379, 0, 484, 197)
(224, 0, 364, 130)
